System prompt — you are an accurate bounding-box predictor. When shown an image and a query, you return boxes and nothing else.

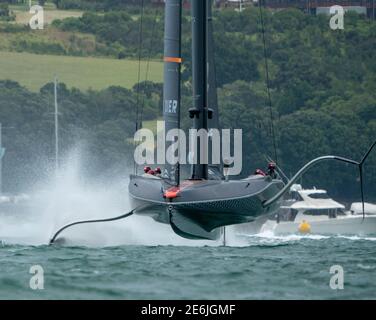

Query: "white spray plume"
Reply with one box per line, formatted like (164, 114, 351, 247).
(0, 147, 227, 247)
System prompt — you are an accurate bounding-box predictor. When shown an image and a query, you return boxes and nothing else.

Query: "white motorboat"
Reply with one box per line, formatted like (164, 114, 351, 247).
(0, 195, 11, 204)
(0, 193, 32, 216)
(349, 202, 376, 215)
(261, 184, 376, 236)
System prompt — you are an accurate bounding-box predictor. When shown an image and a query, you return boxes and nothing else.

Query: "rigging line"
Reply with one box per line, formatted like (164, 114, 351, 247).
(134, 0, 145, 175)
(140, 7, 160, 126)
(258, 0, 278, 164)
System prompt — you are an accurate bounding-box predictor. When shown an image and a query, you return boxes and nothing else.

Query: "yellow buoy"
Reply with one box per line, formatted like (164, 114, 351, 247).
(298, 220, 311, 234)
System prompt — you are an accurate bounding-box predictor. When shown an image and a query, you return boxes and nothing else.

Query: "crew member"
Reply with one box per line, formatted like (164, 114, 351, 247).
(154, 167, 162, 177)
(144, 166, 151, 174)
(254, 169, 266, 176)
(267, 162, 277, 179)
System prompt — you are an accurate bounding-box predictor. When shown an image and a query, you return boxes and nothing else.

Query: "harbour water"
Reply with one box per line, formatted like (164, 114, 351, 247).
(1, 235, 375, 300)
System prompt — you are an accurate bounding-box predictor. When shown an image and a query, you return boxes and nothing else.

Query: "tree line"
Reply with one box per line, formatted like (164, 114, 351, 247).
(0, 6, 374, 201)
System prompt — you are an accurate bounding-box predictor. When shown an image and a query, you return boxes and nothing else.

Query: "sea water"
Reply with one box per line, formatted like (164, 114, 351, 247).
(1, 236, 375, 299)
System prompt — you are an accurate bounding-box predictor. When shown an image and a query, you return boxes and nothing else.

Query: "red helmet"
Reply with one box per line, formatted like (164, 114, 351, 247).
(155, 167, 162, 174)
(148, 170, 155, 175)
(255, 169, 266, 176)
(144, 166, 151, 173)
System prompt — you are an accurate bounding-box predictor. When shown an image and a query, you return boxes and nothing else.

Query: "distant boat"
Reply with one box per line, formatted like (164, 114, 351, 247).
(0, 194, 31, 217)
(0, 195, 10, 204)
(349, 202, 376, 216)
(261, 184, 376, 236)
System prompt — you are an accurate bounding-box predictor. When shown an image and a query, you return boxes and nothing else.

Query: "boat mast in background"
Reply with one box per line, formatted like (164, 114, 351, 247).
(54, 76, 59, 177)
(162, 0, 182, 186)
(190, 0, 208, 180)
(0, 123, 5, 194)
(0, 123, 15, 195)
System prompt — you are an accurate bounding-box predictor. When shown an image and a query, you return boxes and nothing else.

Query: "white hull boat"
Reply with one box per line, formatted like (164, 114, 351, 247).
(259, 185, 376, 236)
(263, 215, 376, 236)
(349, 202, 376, 215)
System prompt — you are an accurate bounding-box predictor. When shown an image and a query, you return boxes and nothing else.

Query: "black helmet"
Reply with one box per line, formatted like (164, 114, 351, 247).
(268, 162, 276, 170)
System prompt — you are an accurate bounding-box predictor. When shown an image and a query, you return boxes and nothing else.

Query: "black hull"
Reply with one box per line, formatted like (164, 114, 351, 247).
(129, 175, 284, 240)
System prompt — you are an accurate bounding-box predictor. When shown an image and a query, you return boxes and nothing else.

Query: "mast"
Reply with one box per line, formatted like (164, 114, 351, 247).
(207, 0, 222, 175)
(190, 0, 208, 180)
(207, 0, 219, 131)
(0, 123, 4, 194)
(54, 76, 59, 177)
(163, 0, 182, 186)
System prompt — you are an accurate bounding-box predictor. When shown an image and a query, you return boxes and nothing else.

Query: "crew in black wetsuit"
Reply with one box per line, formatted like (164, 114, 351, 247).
(267, 162, 277, 179)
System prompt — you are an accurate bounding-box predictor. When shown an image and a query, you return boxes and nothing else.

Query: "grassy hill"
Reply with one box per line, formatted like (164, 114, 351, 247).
(0, 51, 163, 91)
(8, 1, 83, 25)
(14, 9, 83, 25)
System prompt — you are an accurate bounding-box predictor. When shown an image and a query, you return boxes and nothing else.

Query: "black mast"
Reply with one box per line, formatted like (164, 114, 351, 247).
(207, 0, 222, 175)
(207, 0, 219, 133)
(163, 0, 182, 186)
(190, 0, 208, 180)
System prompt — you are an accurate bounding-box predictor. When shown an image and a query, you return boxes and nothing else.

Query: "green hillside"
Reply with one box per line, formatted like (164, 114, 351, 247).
(0, 51, 163, 91)
(0, 2, 374, 200)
